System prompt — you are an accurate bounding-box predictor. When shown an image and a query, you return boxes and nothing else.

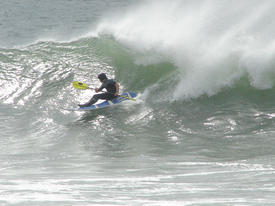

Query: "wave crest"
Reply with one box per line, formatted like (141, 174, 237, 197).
(93, 0, 275, 99)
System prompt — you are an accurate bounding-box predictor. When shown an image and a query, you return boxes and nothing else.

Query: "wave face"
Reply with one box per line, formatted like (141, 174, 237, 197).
(92, 0, 275, 99)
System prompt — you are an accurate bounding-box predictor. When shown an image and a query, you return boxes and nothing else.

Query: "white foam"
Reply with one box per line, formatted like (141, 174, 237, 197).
(93, 0, 275, 99)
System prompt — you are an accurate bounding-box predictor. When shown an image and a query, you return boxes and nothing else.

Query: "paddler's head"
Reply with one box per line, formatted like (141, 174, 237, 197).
(98, 73, 107, 82)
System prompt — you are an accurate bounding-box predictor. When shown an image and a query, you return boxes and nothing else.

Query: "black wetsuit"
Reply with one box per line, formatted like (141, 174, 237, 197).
(79, 79, 117, 107)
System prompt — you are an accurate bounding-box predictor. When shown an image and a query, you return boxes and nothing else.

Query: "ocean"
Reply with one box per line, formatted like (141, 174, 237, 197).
(1, 0, 275, 205)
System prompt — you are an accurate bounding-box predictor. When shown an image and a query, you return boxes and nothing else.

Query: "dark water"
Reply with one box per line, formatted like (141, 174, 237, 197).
(1, 0, 275, 205)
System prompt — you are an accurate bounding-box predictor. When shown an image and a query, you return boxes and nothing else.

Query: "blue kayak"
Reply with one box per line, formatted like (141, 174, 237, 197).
(77, 92, 137, 111)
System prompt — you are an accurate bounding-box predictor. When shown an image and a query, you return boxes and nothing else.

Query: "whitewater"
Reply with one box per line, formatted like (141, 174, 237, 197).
(1, 0, 275, 205)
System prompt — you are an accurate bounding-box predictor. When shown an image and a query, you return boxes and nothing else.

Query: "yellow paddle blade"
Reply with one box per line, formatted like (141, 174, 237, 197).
(72, 81, 89, 90)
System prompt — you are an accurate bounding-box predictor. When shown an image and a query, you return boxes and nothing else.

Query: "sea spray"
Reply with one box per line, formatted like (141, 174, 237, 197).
(93, 0, 275, 99)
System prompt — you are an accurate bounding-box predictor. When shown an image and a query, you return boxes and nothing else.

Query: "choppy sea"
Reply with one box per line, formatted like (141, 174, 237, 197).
(1, 0, 275, 205)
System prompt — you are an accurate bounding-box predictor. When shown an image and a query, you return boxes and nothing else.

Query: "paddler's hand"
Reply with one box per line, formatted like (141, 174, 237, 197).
(114, 92, 119, 96)
(95, 88, 99, 93)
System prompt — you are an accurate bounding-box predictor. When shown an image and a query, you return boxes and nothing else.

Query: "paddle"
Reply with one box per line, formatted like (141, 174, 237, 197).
(72, 81, 136, 101)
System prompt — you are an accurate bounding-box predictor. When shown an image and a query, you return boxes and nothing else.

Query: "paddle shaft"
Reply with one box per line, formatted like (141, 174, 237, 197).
(89, 90, 135, 101)
(73, 81, 136, 101)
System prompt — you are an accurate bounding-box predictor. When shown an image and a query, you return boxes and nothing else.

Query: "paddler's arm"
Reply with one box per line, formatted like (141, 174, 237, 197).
(95, 82, 106, 93)
(115, 82, 119, 96)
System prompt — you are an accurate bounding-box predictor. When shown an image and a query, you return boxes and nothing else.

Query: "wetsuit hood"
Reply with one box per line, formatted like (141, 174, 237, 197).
(98, 73, 107, 81)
